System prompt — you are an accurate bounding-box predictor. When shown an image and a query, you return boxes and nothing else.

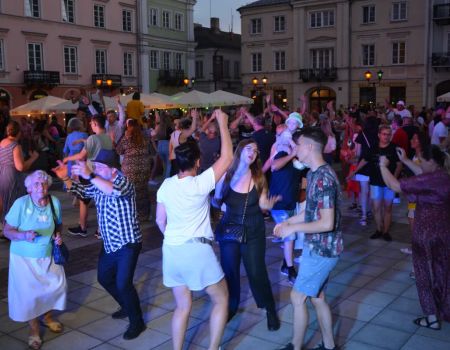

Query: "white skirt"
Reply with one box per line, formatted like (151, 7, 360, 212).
(8, 253, 67, 322)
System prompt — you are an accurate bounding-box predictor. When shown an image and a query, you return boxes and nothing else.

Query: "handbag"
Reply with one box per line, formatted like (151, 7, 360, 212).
(48, 195, 70, 265)
(215, 179, 251, 244)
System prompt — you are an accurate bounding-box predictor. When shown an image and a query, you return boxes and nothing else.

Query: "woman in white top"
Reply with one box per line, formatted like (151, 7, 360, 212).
(156, 109, 233, 350)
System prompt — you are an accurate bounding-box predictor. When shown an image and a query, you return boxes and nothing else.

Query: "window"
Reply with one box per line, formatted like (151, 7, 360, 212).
(175, 53, 182, 70)
(359, 87, 376, 106)
(162, 11, 170, 28)
(250, 18, 262, 34)
(223, 60, 230, 78)
(63, 45, 77, 74)
(392, 2, 407, 21)
(122, 9, 132, 32)
(0, 39, 4, 71)
(95, 49, 107, 74)
(234, 61, 240, 79)
(93, 4, 105, 28)
(149, 8, 158, 26)
(392, 41, 405, 64)
(362, 44, 375, 66)
(274, 16, 285, 32)
(274, 51, 286, 71)
(162, 51, 171, 70)
(310, 10, 335, 28)
(25, 0, 40, 17)
(28, 43, 43, 71)
(174, 13, 183, 31)
(150, 50, 159, 69)
(123, 52, 133, 76)
(390, 86, 406, 103)
(62, 0, 75, 23)
(251, 52, 262, 72)
(195, 60, 203, 78)
(310, 48, 334, 68)
(362, 5, 375, 24)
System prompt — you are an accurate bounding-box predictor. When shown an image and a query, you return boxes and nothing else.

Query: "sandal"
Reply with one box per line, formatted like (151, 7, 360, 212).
(41, 319, 63, 333)
(28, 335, 42, 349)
(413, 316, 441, 330)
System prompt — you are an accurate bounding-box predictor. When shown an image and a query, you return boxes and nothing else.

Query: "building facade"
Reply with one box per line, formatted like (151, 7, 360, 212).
(239, 0, 432, 111)
(0, 0, 139, 108)
(138, 0, 196, 94)
(193, 18, 241, 94)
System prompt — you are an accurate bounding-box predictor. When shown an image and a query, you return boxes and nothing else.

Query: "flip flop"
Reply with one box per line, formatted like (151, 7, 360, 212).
(28, 335, 42, 349)
(413, 316, 441, 330)
(41, 319, 63, 333)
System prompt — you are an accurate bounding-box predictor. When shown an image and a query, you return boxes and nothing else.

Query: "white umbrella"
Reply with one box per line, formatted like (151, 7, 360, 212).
(10, 96, 68, 115)
(437, 92, 450, 102)
(208, 90, 254, 107)
(51, 96, 117, 113)
(171, 90, 213, 108)
(119, 93, 175, 109)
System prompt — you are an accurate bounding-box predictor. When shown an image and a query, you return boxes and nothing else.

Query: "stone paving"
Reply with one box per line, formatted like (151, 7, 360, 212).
(0, 185, 449, 350)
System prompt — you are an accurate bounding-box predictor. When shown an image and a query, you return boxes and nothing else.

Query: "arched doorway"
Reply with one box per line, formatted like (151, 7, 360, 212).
(308, 87, 336, 112)
(0, 88, 10, 108)
(29, 89, 48, 101)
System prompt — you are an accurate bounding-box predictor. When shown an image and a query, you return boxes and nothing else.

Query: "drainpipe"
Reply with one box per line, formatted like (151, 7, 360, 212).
(348, 0, 352, 107)
(136, 0, 142, 92)
(424, 0, 431, 106)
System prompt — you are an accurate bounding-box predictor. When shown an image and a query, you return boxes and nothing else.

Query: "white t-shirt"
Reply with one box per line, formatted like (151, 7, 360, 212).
(431, 121, 448, 146)
(157, 167, 215, 245)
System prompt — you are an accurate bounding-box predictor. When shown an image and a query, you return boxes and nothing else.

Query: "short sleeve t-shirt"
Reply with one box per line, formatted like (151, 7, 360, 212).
(157, 167, 216, 245)
(363, 142, 400, 186)
(304, 164, 343, 258)
(6, 195, 62, 258)
(431, 121, 449, 146)
(269, 151, 301, 210)
(85, 133, 113, 160)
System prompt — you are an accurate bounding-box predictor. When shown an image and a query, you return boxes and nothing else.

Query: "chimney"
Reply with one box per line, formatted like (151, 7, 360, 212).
(210, 17, 220, 33)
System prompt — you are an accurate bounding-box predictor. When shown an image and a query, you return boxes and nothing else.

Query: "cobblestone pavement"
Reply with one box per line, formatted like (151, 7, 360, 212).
(0, 183, 449, 350)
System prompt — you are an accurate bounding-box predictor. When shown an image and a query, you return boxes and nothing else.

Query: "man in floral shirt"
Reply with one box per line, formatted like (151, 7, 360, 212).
(274, 127, 342, 350)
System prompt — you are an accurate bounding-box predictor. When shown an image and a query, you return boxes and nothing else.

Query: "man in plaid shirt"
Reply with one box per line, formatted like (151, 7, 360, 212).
(53, 149, 145, 340)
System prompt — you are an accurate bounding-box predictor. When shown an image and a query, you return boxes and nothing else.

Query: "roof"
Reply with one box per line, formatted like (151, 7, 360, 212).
(237, 0, 290, 12)
(194, 26, 241, 50)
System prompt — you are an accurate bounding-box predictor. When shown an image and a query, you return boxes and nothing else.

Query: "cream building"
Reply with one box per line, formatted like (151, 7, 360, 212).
(239, 0, 432, 111)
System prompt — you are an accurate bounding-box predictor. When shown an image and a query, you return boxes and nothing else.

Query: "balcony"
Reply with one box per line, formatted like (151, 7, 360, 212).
(299, 68, 337, 83)
(24, 70, 60, 87)
(158, 69, 185, 86)
(431, 53, 450, 70)
(433, 4, 450, 25)
(91, 74, 122, 88)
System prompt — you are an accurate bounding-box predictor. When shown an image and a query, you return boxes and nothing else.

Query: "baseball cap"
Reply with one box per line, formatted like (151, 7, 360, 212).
(396, 100, 405, 106)
(92, 149, 120, 169)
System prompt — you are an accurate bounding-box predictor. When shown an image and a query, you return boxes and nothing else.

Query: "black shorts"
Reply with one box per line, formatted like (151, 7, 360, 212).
(75, 177, 91, 204)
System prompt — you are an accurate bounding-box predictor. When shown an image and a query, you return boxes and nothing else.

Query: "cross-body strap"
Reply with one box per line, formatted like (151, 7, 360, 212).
(241, 177, 252, 225)
(47, 195, 58, 236)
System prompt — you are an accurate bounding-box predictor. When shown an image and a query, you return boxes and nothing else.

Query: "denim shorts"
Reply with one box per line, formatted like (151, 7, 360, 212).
(370, 185, 395, 201)
(293, 248, 339, 297)
(271, 209, 297, 241)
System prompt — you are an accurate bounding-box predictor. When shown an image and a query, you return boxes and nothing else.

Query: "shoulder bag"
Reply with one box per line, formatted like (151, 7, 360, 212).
(214, 179, 251, 244)
(48, 196, 70, 265)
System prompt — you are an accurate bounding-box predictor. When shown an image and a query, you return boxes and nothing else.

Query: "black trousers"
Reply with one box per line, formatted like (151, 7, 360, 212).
(219, 236, 276, 314)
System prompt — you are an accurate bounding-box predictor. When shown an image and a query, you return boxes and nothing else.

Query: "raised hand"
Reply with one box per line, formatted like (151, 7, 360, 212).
(215, 109, 229, 126)
(52, 160, 69, 179)
(396, 147, 407, 162)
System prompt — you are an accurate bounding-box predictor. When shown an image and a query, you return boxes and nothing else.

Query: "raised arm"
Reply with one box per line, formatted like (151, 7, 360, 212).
(211, 109, 233, 183)
(13, 145, 38, 172)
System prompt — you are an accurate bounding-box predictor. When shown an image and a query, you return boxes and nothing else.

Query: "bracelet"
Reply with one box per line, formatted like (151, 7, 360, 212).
(62, 177, 70, 181)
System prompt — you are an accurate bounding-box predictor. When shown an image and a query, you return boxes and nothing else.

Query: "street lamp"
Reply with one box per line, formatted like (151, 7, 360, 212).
(252, 76, 269, 114)
(364, 70, 383, 85)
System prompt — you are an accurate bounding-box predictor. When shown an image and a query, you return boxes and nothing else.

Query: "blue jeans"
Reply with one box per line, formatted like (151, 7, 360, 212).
(157, 140, 171, 179)
(97, 242, 143, 327)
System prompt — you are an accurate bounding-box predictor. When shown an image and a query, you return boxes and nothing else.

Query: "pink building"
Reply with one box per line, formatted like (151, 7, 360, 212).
(0, 0, 138, 108)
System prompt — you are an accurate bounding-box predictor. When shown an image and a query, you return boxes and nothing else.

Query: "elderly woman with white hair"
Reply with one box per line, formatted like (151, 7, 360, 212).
(4, 170, 67, 350)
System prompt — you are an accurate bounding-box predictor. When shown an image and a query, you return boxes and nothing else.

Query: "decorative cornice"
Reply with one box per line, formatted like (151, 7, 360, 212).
(119, 1, 135, 9)
(119, 43, 137, 48)
(90, 39, 111, 45)
(0, 28, 10, 33)
(21, 31, 47, 38)
(59, 35, 82, 42)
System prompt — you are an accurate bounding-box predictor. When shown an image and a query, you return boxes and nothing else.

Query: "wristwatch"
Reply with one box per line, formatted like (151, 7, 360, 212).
(88, 172, 97, 181)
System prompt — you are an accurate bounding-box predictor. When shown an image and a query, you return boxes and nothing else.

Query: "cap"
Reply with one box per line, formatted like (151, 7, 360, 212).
(92, 149, 120, 169)
(286, 112, 304, 128)
(396, 100, 405, 106)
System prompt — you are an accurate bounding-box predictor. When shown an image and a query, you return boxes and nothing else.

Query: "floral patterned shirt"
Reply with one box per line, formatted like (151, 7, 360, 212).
(304, 164, 343, 258)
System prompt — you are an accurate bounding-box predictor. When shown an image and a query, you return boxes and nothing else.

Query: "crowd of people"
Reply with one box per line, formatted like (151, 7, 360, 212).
(0, 90, 449, 350)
